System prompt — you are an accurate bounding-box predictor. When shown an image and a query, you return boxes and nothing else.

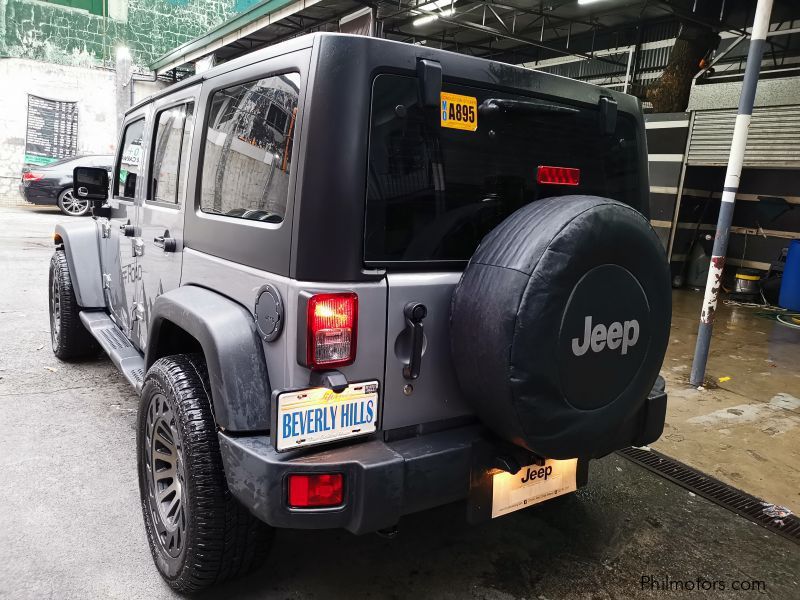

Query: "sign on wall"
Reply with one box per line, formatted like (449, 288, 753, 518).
(25, 95, 79, 166)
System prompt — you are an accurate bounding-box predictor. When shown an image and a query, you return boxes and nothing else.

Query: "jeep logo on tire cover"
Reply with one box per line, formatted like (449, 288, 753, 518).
(571, 316, 640, 356)
(558, 264, 650, 411)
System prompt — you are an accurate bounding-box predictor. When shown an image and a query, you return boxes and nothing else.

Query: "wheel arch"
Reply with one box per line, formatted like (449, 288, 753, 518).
(146, 286, 271, 432)
(53, 221, 105, 308)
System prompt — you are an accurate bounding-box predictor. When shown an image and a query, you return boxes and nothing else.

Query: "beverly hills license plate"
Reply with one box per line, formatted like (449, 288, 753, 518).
(273, 381, 379, 452)
(491, 458, 578, 518)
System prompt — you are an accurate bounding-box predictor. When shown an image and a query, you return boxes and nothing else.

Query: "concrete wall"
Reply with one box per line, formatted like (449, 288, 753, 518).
(687, 76, 800, 112)
(0, 0, 242, 70)
(0, 0, 251, 204)
(0, 57, 162, 203)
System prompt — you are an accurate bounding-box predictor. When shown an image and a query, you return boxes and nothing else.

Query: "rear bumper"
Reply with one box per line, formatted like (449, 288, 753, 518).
(220, 379, 668, 534)
(219, 425, 482, 535)
(19, 183, 55, 205)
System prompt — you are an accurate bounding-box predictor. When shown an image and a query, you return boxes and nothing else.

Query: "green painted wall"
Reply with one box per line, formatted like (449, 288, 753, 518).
(0, 0, 246, 68)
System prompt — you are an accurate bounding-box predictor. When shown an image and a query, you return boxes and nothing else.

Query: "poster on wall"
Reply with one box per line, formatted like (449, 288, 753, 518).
(25, 95, 78, 166)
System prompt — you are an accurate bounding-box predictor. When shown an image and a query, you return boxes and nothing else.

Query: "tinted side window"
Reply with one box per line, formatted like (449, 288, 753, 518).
(115, 119, 145, 199)
(150, 103, 195, 205)
(200, 73, 300, 224)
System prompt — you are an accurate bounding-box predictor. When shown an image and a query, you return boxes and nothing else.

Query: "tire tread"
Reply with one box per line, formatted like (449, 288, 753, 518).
(49, 250, 99, 360)
(138, 353, 272, 593)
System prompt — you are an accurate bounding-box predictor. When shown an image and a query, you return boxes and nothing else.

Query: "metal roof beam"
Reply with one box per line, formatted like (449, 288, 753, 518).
(384, 26, 521, 56)
(652, 0, 748, 36)
(151, 0, 327, 73)
(406, 6, 626, 66)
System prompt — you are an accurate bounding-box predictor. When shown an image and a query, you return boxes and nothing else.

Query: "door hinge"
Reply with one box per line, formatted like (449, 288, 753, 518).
(102, 273, 111, 290)
(132, 302, 145, 322)
(132, 237, 144, 257)
(100, 221, 111, 239)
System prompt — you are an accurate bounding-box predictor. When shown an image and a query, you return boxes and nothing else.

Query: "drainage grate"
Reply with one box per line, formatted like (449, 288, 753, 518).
(618, 447, 800, 544)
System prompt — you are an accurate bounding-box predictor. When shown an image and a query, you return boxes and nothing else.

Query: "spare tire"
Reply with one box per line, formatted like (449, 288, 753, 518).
(450, 195, 671, 459)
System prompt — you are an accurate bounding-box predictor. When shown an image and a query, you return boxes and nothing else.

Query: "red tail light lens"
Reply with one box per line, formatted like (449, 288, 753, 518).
(22, 172, 44, 182)
(287, 473, 344, 508)
(307, 293, 358, 368)
(537, 165, 580, 186)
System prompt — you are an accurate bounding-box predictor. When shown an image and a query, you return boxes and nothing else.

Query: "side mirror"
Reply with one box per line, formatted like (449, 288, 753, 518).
(73, 166, 109, 202)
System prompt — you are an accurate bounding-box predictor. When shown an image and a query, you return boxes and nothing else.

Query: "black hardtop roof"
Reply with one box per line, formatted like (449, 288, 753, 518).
(126, 33, 639, 117)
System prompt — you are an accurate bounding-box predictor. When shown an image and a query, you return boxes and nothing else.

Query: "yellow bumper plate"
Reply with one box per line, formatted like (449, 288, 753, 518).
(491, 458, 578, 518)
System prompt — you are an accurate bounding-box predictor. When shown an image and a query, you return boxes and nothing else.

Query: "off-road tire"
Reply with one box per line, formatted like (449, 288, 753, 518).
(49, 249, 99, 360)
(138, 353, 273, 593)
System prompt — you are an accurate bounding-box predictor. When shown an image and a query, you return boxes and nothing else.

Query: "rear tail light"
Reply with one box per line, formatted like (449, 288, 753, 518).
(22, 172, 44, 182)
(306, 292, 358, 368)
(537, 165, 580, 186)
(287, 473, 344, 508)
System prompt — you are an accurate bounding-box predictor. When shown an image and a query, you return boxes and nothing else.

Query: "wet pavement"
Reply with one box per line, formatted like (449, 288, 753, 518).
(1, 206, 799, 599)
(656, 289, 800, 509)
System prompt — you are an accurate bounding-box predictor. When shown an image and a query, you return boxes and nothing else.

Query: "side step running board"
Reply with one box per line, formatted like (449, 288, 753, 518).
(80, 311, 145, 392)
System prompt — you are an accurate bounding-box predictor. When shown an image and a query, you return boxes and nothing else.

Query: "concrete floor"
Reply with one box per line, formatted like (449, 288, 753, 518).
(655, 289, 800, 509)
(1, 206, 798, 599)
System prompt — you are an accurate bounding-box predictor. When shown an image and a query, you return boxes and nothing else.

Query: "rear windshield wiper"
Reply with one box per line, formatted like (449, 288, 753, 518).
(479, 98, 579, 118)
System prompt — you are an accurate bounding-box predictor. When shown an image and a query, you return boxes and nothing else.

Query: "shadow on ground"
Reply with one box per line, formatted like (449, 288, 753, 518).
(203, 456, 799, 600)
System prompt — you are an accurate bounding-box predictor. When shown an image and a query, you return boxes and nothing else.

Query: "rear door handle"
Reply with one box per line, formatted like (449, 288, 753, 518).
(402, 302, 427, 380)
(154, 235, 177, 252)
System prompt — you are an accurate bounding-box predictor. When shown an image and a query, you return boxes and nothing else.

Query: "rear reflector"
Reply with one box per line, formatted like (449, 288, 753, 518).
(307, 293, 358, 368)
(22, 172, 44, 182)
(537, 165, 580, 186)
(287, 473, 344, 508)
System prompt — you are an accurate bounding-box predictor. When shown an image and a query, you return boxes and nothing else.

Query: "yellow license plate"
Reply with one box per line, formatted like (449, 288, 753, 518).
(440, 92, 478, 131)
(491, 458, 578, 518)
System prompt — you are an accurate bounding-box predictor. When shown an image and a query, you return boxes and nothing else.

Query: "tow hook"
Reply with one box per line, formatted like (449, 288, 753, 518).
(309, 369, 348, 393)
(376, 525, 399, 539)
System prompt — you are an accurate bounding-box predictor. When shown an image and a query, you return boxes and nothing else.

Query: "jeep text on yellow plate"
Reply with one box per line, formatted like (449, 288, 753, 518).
(491, 458, 578, 518)
(441, 92, 478, 131)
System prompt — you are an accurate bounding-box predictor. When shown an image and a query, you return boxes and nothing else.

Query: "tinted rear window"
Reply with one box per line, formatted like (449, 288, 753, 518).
(365, 74, 642, 264)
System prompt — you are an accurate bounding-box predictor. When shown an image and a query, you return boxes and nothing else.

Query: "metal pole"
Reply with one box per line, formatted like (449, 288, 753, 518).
(689, 0, 773, 387)
(624, 46, 634, 93)
(666, 111, 695, 263)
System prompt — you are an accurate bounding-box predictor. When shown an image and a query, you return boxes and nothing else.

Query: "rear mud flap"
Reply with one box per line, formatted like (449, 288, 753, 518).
(633, 375, 668, 447)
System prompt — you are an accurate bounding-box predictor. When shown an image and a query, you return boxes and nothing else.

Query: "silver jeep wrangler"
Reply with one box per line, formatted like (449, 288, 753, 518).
(49, 33, 671, 593)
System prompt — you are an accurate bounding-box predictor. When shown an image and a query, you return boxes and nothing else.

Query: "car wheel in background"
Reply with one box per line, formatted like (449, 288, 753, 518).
(57, 188, 90, 217)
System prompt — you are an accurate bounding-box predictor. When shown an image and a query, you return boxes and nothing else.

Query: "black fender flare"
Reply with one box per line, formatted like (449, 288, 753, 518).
(146, 286, 271, 432)
(54, 221, 105, 308)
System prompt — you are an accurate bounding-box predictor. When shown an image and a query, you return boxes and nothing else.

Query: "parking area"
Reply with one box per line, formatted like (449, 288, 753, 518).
(1, 205, 798, 600)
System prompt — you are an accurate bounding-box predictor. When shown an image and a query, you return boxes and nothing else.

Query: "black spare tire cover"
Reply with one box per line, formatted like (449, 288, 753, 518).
(450, 195, 671, 459)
